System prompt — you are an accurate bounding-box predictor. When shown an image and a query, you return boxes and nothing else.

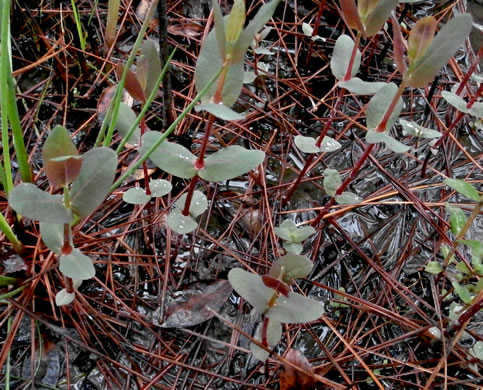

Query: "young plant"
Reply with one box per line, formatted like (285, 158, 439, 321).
(140, 0, 281, 234)
(8, 126, 117, 306)
(112, 39, 173, 205)
(275, 219, 316, 255)
(308, 12, 473, 227)
(228, 254, 323, 361)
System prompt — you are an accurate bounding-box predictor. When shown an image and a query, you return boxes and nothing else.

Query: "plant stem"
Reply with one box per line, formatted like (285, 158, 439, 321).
(98, 0, 160, 147)
(261, 316, 269, 347)
(282, 88, 345, 206)
(439, 201, 482, 275)
(312, 81, 407, 226)
(157, 0, 172, 128)
(110, 67, 223, 192)
(304, 0, 326, 68)
(181, 64, 227, 215)
(375, 80, 406, 132)
(181, 175, 199, 216)
(343, 31, 361, 81)
(140, 118, 151, 196)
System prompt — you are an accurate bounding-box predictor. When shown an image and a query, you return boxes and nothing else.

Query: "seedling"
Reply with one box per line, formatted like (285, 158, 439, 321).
(425, 179, 482, 310)
(228, 254, 323, 361)
(140, 0, 281, 234)
(275, 219, 316, 255)
(8, 126, 117, 305)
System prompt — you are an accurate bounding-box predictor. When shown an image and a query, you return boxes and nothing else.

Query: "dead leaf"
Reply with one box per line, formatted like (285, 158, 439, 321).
(2, 255, 28, 273)
(115, 64, 146, 103)
(168, 23, 203, 37)
(97, 84, 116, 123)
(280, 349, 316, 390)
(156, 280, 232, 328)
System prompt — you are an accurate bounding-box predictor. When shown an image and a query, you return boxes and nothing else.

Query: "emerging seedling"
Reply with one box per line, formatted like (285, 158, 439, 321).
(274, 220, 316, 255)
(9, 126, 117, 305)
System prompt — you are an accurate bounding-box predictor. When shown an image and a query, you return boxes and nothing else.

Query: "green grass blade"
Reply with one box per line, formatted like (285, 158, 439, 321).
(1, 0, 32, 187)
(110, 66, 223, 192)
(0, 212, 24, 253)
(99, 0, 159, 147)
(115, 48, 176, 153)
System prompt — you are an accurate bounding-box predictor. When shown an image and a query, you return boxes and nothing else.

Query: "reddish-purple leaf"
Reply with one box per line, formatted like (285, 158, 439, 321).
(262, 275, 291, 297)
(115, 63, 146, 103)
(408, 16, 437, 63)
(156, 280, 232, 328)
(280, 349, 316, 390)
(339, 0, 364, 34)
(42, 125, 82, 189)
(391, 14, 407, 76)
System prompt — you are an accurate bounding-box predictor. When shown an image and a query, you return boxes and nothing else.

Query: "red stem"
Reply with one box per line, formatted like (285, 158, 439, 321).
(305, 0, 326, 68)
(283, 88, 345, 205)
(343, 32, 361, 81)
(433, 83, 483, 148)
(140, 118, 151, 196)
(181, 175, 199, 216)
(261, 316, 269, 347)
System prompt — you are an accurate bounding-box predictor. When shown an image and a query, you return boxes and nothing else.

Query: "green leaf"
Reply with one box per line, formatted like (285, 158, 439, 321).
(228, 268, 272, 313)
(194, 20, 244, 106)
(291, 225, 316, 243)
(175, 190, 208, 217)
(366, 82, 403, 132)
(167, 191, 207, 234)
(266, 292, 324, 324)
(452, 281, 472, 304)
(226, 0, 245, 44)
(55, 289, 76, 306)
(0, 275, 17, 287)
(116, 103, 140, 144)
(320, 136, 341, 152)
(274, 220, 297, 241)
(366, 131, 410, 153)
(294, 135, 320, 153)
(440, 245, 454, 264)
(59, 248, 95, 280)
(243, 71, 257, 83)
(323, 168, 342, 197)
(362, 0, 398, 37)
(250, 319, 282, 361)
(9, 184, 72, 223)
(445, 203, 466, 236)
(40, 221, 66, 254)
(335, 192, 362, 204)
(139, 39, 161, 97)
(425, 261, 443, 274)
(407, 16, 437, 62)
(407, 14, 473, 88)
(457, 240, 483, 263)
(399, 119, 442, 139)
(283, 242, 303, 255)
(123, 187, 151, 204)
(469, 102, 483, 118)
(442, 91, 469, 114)
(231, 0, 281, 64)
(199, 145, 265, 182)
(455, 261, 471, 275)
(194, 103, 245, 120)
(338, 78, 385, 95)
(471, 341, 483, 361)
(70, 147, 117, 218)
(42, 125, 82, 189)
(141, 132, 197, 179)
(149, 179, 172, 197)
(330, 34, 361, 80)
(212, 0, 226, 59)
(443, 178, 480, 202)
(167, 208, 199, 234)
(268, 254, 313, 283)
